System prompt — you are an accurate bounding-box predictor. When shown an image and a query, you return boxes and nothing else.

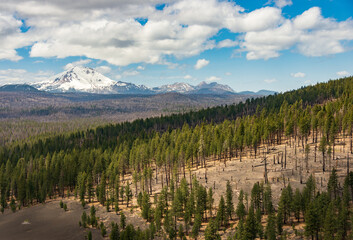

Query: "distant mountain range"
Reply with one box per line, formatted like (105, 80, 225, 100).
(0, 84, 40, 92)
(0, 66, 276, 96)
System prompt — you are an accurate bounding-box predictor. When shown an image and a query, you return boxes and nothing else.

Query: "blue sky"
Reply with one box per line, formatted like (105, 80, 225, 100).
(0, 0, 352, 92)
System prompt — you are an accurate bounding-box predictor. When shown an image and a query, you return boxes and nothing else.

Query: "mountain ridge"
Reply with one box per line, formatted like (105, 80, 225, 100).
(1, 67, 276, 96)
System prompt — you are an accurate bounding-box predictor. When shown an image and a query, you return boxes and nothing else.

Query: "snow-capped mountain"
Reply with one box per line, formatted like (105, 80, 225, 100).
(32, 66, 274, 96)
(153, 81, 235, 94)
(154, 82, 194, 93)
(192, 81, 235, 94)
(33, 66, 151, 94)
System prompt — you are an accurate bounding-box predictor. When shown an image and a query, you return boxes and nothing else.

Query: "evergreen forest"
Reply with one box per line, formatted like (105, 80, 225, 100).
(1, 76, 353, 239)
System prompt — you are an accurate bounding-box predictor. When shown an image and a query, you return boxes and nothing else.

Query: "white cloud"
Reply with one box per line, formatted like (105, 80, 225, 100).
(225, 7, 283, 33)
(264, 78, 277, 83)
(122, 70, 139, 77)
(291, 72, 306, 78)
(194, 59, 209, 70)
(225, 72, 232, 76)
(0, 69, 53, 85)
(64, 59, 91, 70)
(115, 74, 122, 80)
(240, 7, 353, 60)
(206, 76, 221, 82)
(0, 13, 29, 61)
(137, 66, 145, 70)
(184, 75, 192, 79)
(274, 0, 292, 8)
(293, 7, 322, 30)
(217, 39, 238, 48)
(95, 66, 111, 74)
(0, 1, 352, 65)
(337, 71, 350, 77)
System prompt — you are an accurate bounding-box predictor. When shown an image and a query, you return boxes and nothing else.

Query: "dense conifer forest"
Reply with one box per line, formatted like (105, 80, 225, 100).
(1, 76, 353, 239)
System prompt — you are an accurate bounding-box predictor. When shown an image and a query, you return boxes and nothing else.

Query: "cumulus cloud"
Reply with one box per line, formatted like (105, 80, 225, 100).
(206, 76, 221, 82)
(0, 0, 352, 65)
(240, 7, 353, 60)
(217, 39, 238, 48)
(0, 13, 30, 61)
(337, 71, 350, 77)
(95, 66, 111, 74)
(0, 69, 53, 85)
(184, 75, 192, 79)
(264, 78, 277, 83)
(194, 59, 209, 70)
(291, 72, 306, 78)
(122, 70, 140, 77)
(274, 0, 292, 8)
(137, 66, 145, 70)
(64, 59, 91, 70)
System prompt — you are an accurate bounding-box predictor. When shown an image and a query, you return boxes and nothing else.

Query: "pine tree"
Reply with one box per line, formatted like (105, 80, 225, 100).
(327, 168, 338, 200)
(250, 183, 261, 211)
(154, 206, 162, 231)
(265, 213, 276, 240)
(141, 191, 151, 220)
(120, 186, 124, 204)
(302, 175, 316, 213)
(10, 198, 16, 213)
(276, 206, 283, 235)
(137, 191, 143, 208)
(305, 200, 319, 240)
(185, 190, 195, 233)
(81, 211, 87, 228)
(216, 195, 226, 228)
(100, 222, 107, 237)
(173, 187, 184, 220)
(99, 172, 106, 205)
(225, 180, 234, 221)
(204, 219, 220, 240)
(263, 184, 273, 214)
(110, 222, 120, 240)
(207, 187, 214, 218)
(293, 188, 302, 222)
(319, 136, 327, 172)
(336, 201, 349, 240)
(178, 224, 185, 240)
(86, 173, 93, 203)
(90, 205, 97, 227)
(323, 202, 335, 240)
(125, 182, 132, 207)
(243, 206, 257, 240)
(120, 211, 126, 230)
(236, 190, 246, 221)
(164, 209, 177, 240)
(255, 209, 264, 239)
(192, 212, 202, 239)
(234, 219, 244, 239)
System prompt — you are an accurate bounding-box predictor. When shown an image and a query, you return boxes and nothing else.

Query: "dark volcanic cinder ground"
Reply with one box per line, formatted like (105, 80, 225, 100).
(0, 200, 103, 240)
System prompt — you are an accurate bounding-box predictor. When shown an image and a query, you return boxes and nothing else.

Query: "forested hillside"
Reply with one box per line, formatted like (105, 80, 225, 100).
(1, 76, 353, 239)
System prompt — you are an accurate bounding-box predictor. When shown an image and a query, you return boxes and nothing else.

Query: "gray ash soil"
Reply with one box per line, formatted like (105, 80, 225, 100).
(0, 200, 103, 240)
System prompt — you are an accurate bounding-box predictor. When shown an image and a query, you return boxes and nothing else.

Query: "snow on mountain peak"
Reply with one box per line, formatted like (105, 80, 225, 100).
(33, 66, 153, 94)
(156, 82, 195, 93)
(33, 67, 235, 95)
